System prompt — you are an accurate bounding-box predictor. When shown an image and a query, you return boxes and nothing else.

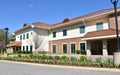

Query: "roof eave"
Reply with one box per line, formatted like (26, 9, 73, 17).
(50, 9, 120, 29)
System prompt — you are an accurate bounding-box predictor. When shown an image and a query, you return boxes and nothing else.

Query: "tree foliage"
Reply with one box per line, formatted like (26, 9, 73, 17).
(0, 28, 6, 43)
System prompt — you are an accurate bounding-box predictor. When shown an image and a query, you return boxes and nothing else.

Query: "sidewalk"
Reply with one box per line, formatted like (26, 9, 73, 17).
(0, 60, 120, 72)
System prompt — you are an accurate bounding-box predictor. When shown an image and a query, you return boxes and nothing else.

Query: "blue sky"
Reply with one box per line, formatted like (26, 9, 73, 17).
(0, 0, 120, 33)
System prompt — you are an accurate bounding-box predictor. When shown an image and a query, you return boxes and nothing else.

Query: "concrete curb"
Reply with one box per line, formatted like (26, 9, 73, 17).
(0, 60, 120, 72)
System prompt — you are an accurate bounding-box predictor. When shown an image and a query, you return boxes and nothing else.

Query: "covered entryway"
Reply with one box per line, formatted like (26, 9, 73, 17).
(90, 40, 103, 55)
(82, 29, 120, 56)
(7, 41, 21, 53)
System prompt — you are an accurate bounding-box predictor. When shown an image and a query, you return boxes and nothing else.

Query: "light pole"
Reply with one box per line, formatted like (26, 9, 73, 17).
(111, 0, 120, 52)
(4, 27, 9, 53)
(110, 0, 120, 65)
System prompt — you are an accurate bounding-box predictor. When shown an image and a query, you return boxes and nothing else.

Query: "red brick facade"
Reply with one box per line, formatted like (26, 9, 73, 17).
(49, 37, 85, 54)
(109, 13, 120, 30)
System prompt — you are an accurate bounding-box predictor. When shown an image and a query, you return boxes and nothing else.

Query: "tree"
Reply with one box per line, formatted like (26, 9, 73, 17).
(0, 28, 6, 53)
(0, 29, 6, 43)
(27, 32, 46, 53)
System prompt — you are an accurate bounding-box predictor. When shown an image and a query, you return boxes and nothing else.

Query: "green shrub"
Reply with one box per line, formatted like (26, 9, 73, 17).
(76, 50, 80, 54)
(29, 54, 34, 58)
(80, 56, 87, 62)
(41, 54, 47, 60)
(76, 50, 86, 55)
(80, 50, 86, 55)
(17, 54, 21, 57)
(16, 50, 21, 53)
(61, 56, 68, 60)
(47, 56, 53, 60)
(54, 56, 60, 60)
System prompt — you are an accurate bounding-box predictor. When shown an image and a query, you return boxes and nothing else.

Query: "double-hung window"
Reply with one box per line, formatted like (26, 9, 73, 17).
(80, 43, 85, 50)
(96, 22, 103, 31)
(63, 29, 67, 36)
(63, 44, 67, 54)
(71, 44, 76, 54)
(52, 45, 56, 53)
(20, 35, 22, 40)
(23, 34, 25, 40)
(53, 32, 56, 38)
(26, 33, 29, 39)
(80, 26, 85, 34)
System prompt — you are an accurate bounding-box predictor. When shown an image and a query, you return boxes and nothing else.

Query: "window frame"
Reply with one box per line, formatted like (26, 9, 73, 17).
(80, 43, 85, 50)
(26, 33, 29, 39)
(62, 44, 67, 54)
(70, 43, 76, 54)
(96, 22, 103, 31)
(63, 29, 67, 36)
(52, 45, 57, 53)
(53, 32, 56, 38)
(79, 25, 85, 34)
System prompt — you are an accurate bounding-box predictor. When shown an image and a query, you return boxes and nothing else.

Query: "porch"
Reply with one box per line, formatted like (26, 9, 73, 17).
(86, 39, 119, 56)
(7, 41, 21, 53)
(82, 29, 120, 56)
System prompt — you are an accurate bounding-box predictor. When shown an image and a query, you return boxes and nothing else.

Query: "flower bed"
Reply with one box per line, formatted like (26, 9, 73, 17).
(0, 54, 119, 68)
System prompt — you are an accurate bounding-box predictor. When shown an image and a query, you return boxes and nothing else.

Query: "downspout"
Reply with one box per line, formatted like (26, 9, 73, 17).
(82, 19, 87, 26)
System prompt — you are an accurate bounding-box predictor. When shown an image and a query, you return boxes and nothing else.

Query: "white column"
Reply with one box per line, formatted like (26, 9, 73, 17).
(102, 40, 108, 56)
(86, 41, 91, 56)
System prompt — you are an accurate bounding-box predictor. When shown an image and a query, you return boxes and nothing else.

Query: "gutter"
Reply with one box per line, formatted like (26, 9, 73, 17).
(50, 9, 120, 29)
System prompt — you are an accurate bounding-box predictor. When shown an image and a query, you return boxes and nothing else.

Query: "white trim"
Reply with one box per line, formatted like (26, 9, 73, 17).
(81, 34, 120, 40)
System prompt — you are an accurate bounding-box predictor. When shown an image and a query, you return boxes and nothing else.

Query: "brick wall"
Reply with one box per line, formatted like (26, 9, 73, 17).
(109, 13, 120, 30)
(49, 37, 85, 54)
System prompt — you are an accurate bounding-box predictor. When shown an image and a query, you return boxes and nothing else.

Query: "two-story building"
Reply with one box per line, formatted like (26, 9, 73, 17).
(7, 8, 120, 56)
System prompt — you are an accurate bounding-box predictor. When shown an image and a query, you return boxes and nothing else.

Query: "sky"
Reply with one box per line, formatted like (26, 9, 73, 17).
(0, 0, 120, 33)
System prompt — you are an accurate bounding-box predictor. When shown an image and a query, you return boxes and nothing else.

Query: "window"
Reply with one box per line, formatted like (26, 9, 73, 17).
(26, 33, 29, 39)
(52, 45, 56, 53)
(20, 35, 22, 40)
(96, 22, 103, 31)
(63, 44, 67, 54)
(23, 46, 25, 51)
(23, 34, 25, 40)
(30, 45, 33, 52)
(80, 43, 85, 50)
(26, 46, 28, 51)
(53, 32, 56, 38)
(63, 29, 67, 36)
(80, 26, 85, 34)
(71, 44, 76, 54)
